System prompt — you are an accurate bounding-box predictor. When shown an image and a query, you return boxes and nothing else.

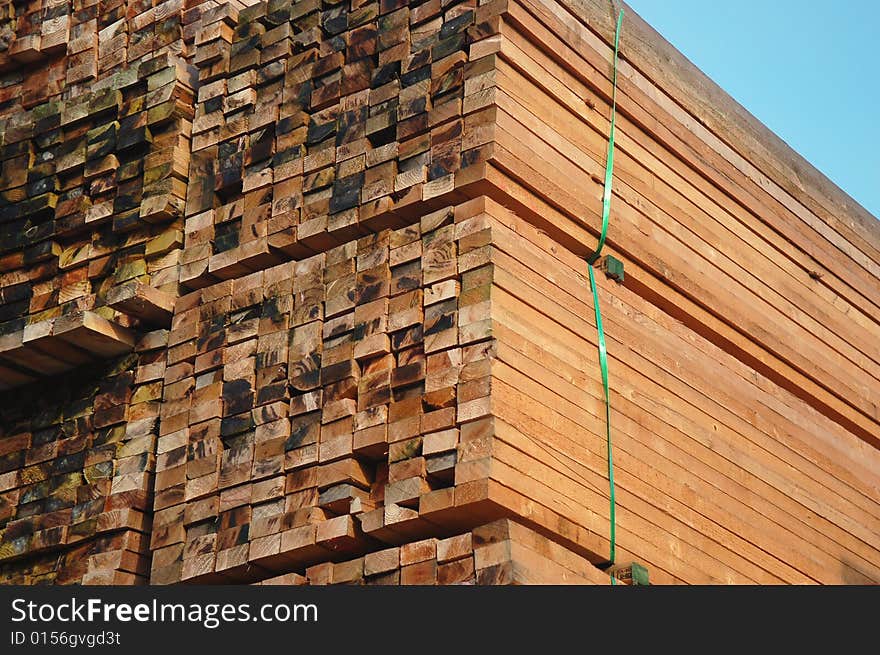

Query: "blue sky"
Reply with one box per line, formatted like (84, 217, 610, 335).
(626, 0, 880, 219)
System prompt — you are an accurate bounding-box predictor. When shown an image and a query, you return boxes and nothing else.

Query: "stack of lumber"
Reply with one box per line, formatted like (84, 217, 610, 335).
(255, 520, 611, 584)
(150, 199, 497, 583)
(1, 0, 878, 586)
(0, 1, 197, 388)
(180, 0, 503, 288)
(0, 329, 168, 584)
(0, 0, 71, 79)
(159, 191, 879, 585)
(466, 198, 880, 584)
(436, 0, 880, 583)
(473, 0, 880, 448)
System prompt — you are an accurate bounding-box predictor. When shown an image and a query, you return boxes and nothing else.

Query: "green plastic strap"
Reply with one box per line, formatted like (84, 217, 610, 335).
(590, 264, 615, 567)
(587, 8, 624, 266)
(587, 8, 623, 571)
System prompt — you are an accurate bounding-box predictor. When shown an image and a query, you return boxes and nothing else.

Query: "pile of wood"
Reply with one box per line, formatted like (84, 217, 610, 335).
(179, 0, 503, 287)
(0, 1, 198, 388)
(151, 199, 499, 583)
(0, 331, 168, 584)
(154, 190, 880, 585)
(461, 198, 880, 584)
(478, 0, 880, 448)
(256, 520, 612, 585)
(1, 0, 878, 587)
(444, 0, 880, 583)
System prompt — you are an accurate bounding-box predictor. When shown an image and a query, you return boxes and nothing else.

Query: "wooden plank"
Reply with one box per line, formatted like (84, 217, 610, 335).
(106, 281, 175, 326)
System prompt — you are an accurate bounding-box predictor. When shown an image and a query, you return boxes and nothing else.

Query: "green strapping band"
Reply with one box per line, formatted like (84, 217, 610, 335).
(587, 7, 623, 571)
(590, 264, 616, 567)
(587, 8, 623, 267)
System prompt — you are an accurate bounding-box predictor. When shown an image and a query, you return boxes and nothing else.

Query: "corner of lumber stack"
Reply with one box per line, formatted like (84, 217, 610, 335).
(0, 0, 877, 586)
